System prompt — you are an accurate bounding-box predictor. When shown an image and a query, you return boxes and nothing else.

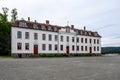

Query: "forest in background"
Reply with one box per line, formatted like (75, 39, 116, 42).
(102, 47, 120, 54)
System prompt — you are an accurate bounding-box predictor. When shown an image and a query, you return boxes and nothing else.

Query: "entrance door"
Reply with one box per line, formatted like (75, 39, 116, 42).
(89, 47, 92, 53)
(66, 46, 69, 55)
(34, 45, 38, 54)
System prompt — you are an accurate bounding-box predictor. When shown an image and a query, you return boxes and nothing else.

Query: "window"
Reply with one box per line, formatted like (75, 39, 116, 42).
(25, 43, 29, 50)
(25, 32, 29, 39)
(94, 39, 96, 44)
(17, 43, 22, 50)
(94, 32, 98, 36)
(49, 34, 52, 41)
(66, 27, 70, 33)
(55, 44, 58, 50)
(72, 45, 74, 51)
(42, 44, 46, 50)
(19, 22, 27, 27)
(80, 31, 82, 35)
(94, 46, 96, 51)
(54, 27, 57, 31)
(34, 33, 38, 40)
(81, 38, 83, 43)
(89, 32, 91, 35)
(85, 46, 87, 51)
(97, 47, 99, 51)
(77, 46, 79, 51)
(55, 35, 58, 41)
(48, 26, 52, 31)
(61, 36, 63, 42)
(49, 44, 52, 50)
(81, 46, 84, 51)
(72, 37, 74, 42)
(77, 37, 79, 43)
(76, 30, 79, 34)
(41, 25, 46, 30)
(67, 36, 69, 42)
(42, 34, 46, 40)
(33, 24, 38, 29)
(60, 45, 63, 51)
(17, 31, 22, 39)
(97, 39, 99, 44)
(85, 32, 87, 35)
(85, 38, 87, 43)
(90, 39, 92, 43)
(19, 22, 23, 27)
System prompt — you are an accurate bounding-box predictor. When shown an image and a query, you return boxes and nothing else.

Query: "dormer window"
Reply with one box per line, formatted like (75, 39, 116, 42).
(84, 31, 87, 35)
(66, 27, 70, 33)
(48, 26, 52, 31)
(89, 32, 91, 35)
(80, 31, 83, 35)
(41, 25, 46, 30)
(54, 27, 57, 31)
(33, 24, 38, 29)
(76, 30, 78, 34)
(94, 32, 98, 36)
(19, 22, 27, 27)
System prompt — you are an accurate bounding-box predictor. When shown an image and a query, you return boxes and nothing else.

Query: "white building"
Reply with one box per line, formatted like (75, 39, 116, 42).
(11, 18, 101, 57)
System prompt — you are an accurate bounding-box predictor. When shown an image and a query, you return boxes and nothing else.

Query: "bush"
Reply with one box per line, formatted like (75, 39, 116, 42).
(40, 53, 101, 57)
(40, 53, 65, 57)
(70, 53, 102, 57)
(31, 53, 102, 58)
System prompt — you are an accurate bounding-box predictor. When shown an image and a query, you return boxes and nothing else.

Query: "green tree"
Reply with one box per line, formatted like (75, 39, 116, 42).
(1, 7, 9, 22)
(0, 7, 11, 55)
(11, 8, 17, 22)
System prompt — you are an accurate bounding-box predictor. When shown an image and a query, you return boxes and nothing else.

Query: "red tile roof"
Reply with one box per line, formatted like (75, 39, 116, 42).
(12, 20, 101, 37)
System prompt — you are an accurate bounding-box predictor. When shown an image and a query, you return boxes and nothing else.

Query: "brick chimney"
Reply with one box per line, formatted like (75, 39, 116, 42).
(71, 25, 74, 29)
(46, 20, 49, 24)
(84, 26, 86, 30)
(28, 17, 30, 21)
(35, 20, 37, 23)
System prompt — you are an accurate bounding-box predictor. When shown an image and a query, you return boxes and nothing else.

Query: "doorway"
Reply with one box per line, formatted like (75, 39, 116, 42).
(34, 45, 38, 54)
(66, 46, 69, 55)
(89, 47, 92, 53)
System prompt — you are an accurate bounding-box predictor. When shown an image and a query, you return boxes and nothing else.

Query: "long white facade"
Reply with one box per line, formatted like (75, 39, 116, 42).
(11, 20, 101, 56)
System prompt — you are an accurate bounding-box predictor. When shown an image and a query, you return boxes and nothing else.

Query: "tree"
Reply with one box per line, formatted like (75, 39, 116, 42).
(11, 8, 17, 22)
(0, 7, 11, 55)
(0, 7, 18, 55)
(1, 7, 9, 22)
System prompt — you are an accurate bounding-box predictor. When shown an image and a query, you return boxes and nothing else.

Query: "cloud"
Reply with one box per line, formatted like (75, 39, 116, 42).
(0, 0, 120, 47)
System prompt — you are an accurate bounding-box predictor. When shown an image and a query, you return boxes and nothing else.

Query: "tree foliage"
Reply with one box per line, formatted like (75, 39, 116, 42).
(0, 7, 17, 55)
(11, 8, 17, 22)
(102, 47, 120, 54)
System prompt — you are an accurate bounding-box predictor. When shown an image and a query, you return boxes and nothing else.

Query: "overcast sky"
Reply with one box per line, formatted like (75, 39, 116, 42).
(0, 0, 120, 47)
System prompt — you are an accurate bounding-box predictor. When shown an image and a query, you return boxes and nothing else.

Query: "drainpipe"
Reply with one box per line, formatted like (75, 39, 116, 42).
(76, 33, 77, 54)
(58, 32, 59, 54)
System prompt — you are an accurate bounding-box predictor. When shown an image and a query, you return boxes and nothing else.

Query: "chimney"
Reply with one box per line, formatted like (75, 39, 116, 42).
(28, 17, 30, 21)
(46, 20, 49, 24)
(84, 26, 86, 30)
(35, 20, 37, 23)
(71, 25, 74, 29)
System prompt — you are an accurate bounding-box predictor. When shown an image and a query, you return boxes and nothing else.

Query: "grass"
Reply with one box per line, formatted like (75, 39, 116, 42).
(1, 55, 12, 58)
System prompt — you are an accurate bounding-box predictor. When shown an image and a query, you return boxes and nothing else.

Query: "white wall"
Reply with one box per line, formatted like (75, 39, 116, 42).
(11, 27, 101, 54)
